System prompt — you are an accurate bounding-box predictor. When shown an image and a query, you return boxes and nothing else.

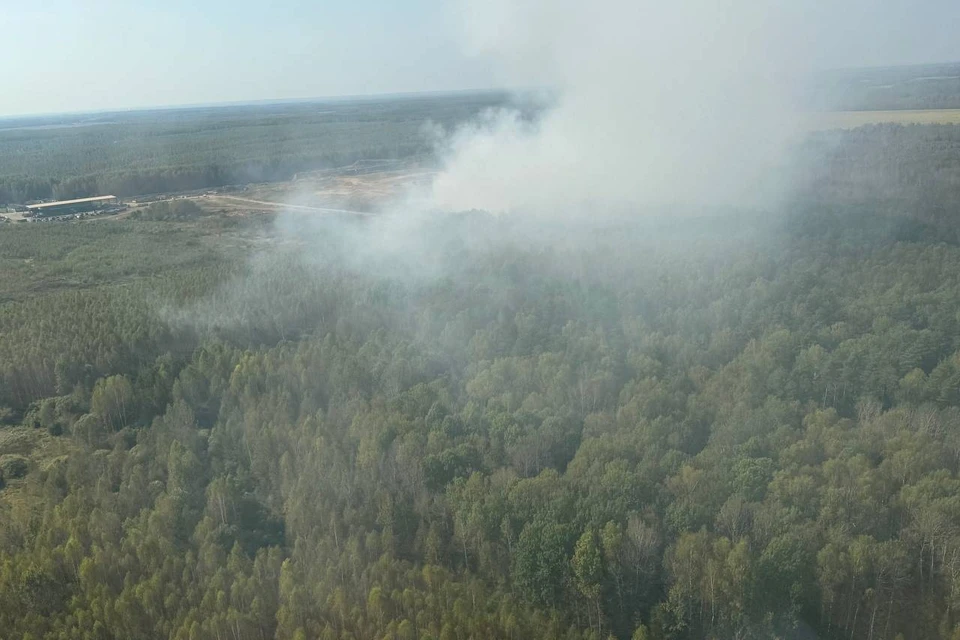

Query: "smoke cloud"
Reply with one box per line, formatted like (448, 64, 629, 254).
(430, 0, 817, 215)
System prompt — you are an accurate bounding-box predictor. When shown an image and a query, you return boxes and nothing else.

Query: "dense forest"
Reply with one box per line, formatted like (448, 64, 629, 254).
(0, 93, 511, 204)
(5, 106, 960, 639)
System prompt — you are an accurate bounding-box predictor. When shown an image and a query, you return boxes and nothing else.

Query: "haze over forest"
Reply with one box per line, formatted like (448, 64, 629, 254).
(5, 2, 960, 640)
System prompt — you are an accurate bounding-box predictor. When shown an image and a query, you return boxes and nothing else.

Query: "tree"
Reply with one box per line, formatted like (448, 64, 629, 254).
(573, 529, 604, 636)
(91, 374, 135, 431)
(513, 521, 572, 608)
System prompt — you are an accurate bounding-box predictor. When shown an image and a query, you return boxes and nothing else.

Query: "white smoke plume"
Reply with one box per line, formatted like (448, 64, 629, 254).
(430, 0, 816, 215)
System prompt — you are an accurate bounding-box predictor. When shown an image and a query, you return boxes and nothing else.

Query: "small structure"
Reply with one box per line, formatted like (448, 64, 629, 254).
(26, 195, 119, 218)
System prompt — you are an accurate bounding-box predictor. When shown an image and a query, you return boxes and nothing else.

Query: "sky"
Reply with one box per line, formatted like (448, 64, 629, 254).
(2, 0, 960, 117)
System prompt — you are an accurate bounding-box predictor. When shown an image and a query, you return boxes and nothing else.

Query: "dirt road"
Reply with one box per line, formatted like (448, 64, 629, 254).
(208, 195, 367, 216)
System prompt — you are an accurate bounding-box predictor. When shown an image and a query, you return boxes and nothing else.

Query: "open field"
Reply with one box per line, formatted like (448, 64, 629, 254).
(161, 159, 436, 215)
(205, 195, 364, 215)
(808, 108, 960, 129)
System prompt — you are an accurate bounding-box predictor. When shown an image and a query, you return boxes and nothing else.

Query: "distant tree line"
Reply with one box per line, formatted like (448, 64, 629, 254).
(0, 93, 510, 203)
(805, 63, 960, 111)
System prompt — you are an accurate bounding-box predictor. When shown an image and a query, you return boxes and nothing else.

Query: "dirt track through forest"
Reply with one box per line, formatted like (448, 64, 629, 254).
(209, 195, 367, 216)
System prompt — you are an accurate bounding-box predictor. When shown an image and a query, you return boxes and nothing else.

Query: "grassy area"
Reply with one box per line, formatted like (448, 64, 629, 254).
(0, 426, 74, 508)
(0, 211, 274, 415)
(0, 215, 264, 303)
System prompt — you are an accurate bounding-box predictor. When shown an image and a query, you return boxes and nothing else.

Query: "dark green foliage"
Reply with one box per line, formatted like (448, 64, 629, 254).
(794, 124, 960, 245)
(514, 520, 573, 607)
(0, 455, 28, 479)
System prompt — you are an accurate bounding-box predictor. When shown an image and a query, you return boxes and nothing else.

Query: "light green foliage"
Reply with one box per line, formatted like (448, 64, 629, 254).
(90, 374, 134, 430)
(4, 152, 960, 640)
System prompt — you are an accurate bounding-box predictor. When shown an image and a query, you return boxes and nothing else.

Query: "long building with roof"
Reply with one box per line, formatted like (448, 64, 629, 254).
(26, 195, 118, 217)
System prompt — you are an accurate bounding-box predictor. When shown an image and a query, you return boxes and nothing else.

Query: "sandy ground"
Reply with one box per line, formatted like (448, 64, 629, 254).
(238, 162, 435, 213)
(72, 162, 433, 223)
(204, 195, 366, 216)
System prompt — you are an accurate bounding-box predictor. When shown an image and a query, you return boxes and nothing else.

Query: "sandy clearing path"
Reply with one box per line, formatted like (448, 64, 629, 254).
(210, 195, 368, 216)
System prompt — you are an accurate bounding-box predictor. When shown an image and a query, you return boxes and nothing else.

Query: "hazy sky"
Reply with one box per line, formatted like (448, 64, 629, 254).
(3, 0, 960, 117)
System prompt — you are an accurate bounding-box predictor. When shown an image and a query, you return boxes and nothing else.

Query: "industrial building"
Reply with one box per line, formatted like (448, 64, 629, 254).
(26, 195, 119, 218)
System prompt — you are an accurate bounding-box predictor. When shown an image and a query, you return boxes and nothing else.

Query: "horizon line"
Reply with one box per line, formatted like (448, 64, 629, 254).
(0, 86, 542, 122)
